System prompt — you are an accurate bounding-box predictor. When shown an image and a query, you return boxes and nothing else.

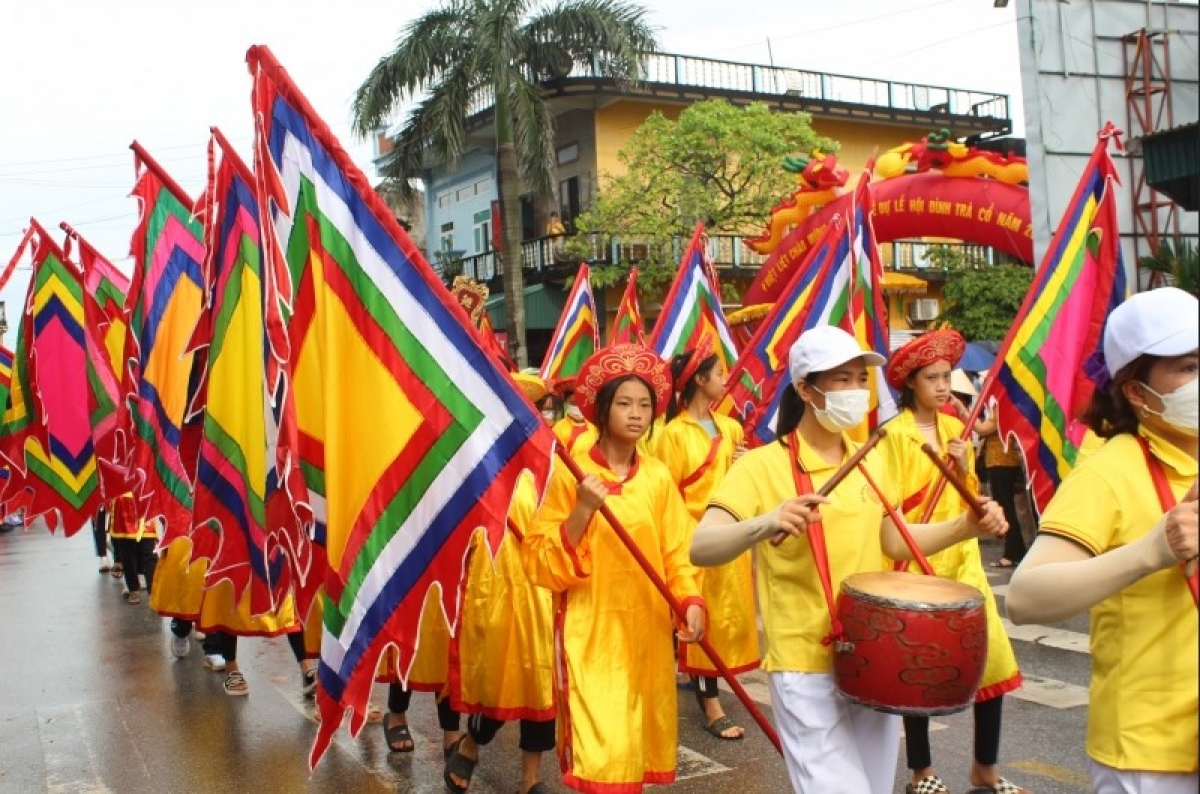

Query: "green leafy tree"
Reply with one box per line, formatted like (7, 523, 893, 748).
(937, 245, 1034, 340)
(352, 0, 656, 367)
(1138, 236, 1199, 296)
(572, 99, 836, 296)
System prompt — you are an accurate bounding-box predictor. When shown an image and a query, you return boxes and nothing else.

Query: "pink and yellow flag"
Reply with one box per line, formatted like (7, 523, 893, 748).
(0, 220, 101, 534)
(539, 262, 598, 381)
(608, 266, 645, 346)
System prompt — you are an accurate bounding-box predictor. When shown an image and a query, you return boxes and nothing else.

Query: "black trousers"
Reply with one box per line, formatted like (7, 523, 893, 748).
(386, 682, 460, 732)
(905, 696, 1004, 770)
(113, 537, 157, 593)
(467, 711, 555, 754)
(989, 465, 1028, 562)
(92, 508, 108, 557)
(190, 630, 306, 665)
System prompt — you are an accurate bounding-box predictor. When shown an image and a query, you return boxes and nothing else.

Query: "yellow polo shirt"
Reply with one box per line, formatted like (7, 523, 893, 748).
(708, 432, 896, 673)
(1039, 426, 1199, 773)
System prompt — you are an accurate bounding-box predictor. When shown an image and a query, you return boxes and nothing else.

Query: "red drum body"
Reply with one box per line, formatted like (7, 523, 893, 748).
(833, 571, 987, 716)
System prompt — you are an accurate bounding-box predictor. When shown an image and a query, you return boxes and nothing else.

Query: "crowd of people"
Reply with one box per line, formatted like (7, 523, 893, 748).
(81, 287, 1196, 794)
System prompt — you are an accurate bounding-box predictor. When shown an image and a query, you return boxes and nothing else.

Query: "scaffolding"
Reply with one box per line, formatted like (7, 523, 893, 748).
(1123, 28, 1181, 284)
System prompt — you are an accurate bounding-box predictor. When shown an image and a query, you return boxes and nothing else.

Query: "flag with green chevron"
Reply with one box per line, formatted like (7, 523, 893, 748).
(248, 44, 552, 766)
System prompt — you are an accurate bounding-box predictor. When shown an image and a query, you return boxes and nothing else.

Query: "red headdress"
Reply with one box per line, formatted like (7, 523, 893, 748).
(574, 344, 672, 425)
(675, 335, 716, 393)
(885, 329, 966, 390)
(551, 375, 577, 399)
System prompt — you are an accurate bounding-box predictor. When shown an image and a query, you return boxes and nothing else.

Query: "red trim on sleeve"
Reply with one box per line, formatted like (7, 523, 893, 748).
(559, 522, 589, 579)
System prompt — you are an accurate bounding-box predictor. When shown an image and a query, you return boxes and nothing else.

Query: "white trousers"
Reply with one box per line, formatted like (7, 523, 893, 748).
(1089, 759, 1199, 794)
(768, 671, 900, 794)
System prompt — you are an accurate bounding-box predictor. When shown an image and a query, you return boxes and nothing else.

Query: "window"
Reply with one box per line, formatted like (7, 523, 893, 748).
(437, 192, 453, 208)
(473, 209, 492, 254)
(474, 177, 493, 196)
(559, 176, 580, 228)
(556, 143, 579, 166)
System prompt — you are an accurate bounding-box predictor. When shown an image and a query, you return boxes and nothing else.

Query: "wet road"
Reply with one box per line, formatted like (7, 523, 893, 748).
(0, 524, 1094, 794)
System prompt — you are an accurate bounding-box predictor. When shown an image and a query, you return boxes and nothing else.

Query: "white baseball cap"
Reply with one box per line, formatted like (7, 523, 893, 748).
(788, 325, 886, 383)
(1103, 287, 1199, 376)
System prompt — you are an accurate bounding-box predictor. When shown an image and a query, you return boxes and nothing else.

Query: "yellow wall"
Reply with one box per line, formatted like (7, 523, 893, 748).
(593, 101, 684, 189)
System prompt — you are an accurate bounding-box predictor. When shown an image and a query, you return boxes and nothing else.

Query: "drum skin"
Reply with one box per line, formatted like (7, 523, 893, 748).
(833, 571, 987, 716)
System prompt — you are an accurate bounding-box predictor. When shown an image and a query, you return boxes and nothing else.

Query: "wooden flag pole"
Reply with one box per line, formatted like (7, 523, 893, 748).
(553, 444, 783, 755)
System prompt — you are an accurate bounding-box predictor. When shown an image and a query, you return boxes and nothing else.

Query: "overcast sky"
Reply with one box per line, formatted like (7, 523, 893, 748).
(0, 0, 1022, 323)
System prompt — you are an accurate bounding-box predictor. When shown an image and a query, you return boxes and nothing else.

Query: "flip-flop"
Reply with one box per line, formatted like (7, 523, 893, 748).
(443, 736, 477, 794)
(989, 558, 1017, 569)
(703, 715, 745, 740)
(382, 717, 414, 753)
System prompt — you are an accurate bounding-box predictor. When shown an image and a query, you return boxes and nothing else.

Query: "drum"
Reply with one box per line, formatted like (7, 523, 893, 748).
(833, 571, 987, 716)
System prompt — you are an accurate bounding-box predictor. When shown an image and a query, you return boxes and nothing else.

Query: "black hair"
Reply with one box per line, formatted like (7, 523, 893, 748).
(537, 393, 562, 417)
(1081, 354, 1157, 439)
(594, 375, 657, 441)
(666, 351, 720, 421)
(774, 374, 819, 442)
(897, 384, 917, 412)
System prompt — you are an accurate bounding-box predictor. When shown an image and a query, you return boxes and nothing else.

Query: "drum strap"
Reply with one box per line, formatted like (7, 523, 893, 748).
(1137, 436, 1200, 605)
(786, 433, 846, 647)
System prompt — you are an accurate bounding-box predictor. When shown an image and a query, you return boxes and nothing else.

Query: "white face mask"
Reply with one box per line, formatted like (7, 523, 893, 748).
(541, 410, 558, 422)
(565, 403, 583, 421)
(1141, 378, 1199, 435)
(812, 387, 870, 432)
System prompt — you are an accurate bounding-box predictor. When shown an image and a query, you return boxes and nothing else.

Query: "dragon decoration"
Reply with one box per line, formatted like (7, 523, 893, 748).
(746, 129, 1029, 256)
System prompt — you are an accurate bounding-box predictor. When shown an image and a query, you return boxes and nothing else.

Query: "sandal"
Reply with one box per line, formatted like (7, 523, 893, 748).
(965, 778, 1029, 794)
(110, 563, 124, 579)
(382, 715, 414, 753)
(122, 590, 141, 605)
(989, 558, 1017, 569)
(302, 668, 317, 700)
(703, 715, 745, 740)
(443, 736, 477, 794)
(906, 775, 949, 794)
(223, 671, 249, 696)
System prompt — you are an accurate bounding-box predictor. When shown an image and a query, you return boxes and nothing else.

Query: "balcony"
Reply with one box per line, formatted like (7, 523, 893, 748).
(446, 236, 1014, 291)
(465, 51, 1010, 135)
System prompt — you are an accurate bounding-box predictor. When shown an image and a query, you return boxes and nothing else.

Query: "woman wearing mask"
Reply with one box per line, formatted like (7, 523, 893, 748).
(524, 344, 705, 793)
(551, 376, 597, 456)
(653, 337, 757, 740)
(691, 326, 1009, 794)
(880, 330, 1024, 794)
(1007, 287, 1198, 794)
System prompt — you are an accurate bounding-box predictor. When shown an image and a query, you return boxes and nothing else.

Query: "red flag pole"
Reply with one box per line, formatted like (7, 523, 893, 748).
(552, 444, 782, 755)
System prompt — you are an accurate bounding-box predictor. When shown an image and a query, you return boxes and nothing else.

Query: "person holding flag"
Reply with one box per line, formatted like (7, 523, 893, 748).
(878, 330, 1024, 794)
(690, 326, 1008, 794)
(652, 337, 757, 741)
(1008, 288, 1198, 794)
(444, 372, 557, 794)
(524, 344, 705, 793)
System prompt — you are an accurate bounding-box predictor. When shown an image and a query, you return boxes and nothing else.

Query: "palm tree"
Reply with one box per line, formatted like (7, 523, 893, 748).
(1138, 236, 1199, 296)
(353, 0, 656, 367)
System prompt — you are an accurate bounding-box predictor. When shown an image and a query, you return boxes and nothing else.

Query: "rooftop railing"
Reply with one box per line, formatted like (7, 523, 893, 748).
(466, 51, 1009, 122)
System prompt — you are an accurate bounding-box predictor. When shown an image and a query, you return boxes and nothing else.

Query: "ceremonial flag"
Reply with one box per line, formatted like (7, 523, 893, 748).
(0, 220, 100, 534)
(539, 262, 598, 381)
(63, 225, 132, 501)
(248, 44, 552, 765)
(189, 129, 311, 615)
(739, 175, 892, 445)
(608, 266, 645, 346)
(988, 127, 1126, 513)
(124, 143, 207, 540)
(716, 216, 843, 426)
(649, 222, 738, 369)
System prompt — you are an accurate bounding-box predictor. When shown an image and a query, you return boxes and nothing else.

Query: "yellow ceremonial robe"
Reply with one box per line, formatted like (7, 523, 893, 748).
(879, 409, 1020, 700)
(524, 447, 703, 793)
(450, 474, 555, 720)
(653, 412, 759, 676)
(149, 536, 299, 636)
(552, 416, 598, 457)
(375, 591, 451, 692)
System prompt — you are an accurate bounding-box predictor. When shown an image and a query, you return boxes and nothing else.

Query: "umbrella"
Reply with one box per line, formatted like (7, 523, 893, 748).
(960, 342, 996, 373)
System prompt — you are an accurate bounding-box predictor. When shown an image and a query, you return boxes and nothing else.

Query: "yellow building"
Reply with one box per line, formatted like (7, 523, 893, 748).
(401, 52, 1014, 358)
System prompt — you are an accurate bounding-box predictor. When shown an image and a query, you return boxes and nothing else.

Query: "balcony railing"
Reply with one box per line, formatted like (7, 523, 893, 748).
(447, 236, 1014, 287)
(465, 51, 1009, 124)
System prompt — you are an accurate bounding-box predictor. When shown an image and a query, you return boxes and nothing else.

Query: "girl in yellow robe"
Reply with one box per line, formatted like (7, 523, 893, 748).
(445, 374, 556, 794)
(550, 376, 598, 456)
(652, 339, 758, 741)
(524, 344, 706, 794)
(880, 330, 1024, 794)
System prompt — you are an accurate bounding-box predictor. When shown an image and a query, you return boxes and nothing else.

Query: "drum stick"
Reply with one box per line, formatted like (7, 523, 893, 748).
(553, 444, 783, 755)
(855, 462, 936, 576)
(770, 427, 889, 547)
(918, 443, 986, 519)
